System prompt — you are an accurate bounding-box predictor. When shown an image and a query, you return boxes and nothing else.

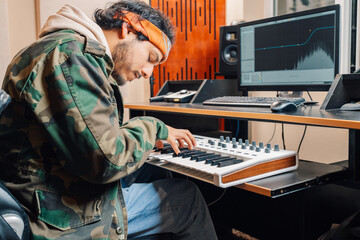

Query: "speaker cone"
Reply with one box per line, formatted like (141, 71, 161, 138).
(222, 44, 238, 65)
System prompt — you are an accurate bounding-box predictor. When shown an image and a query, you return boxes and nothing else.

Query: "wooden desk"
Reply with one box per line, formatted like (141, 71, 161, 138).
(126, 102, 360, 239)
(125, 102, 358, 197)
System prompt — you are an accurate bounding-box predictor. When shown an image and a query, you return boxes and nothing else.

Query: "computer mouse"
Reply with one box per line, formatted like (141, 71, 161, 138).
(270, 100, 298, 112)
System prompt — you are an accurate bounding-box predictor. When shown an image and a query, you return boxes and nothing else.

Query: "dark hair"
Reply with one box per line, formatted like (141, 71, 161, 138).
(94, 0, 175, 44)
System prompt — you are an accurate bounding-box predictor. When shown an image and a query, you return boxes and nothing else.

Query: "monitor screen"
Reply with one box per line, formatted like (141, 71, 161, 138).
(238, 5, 340, 91)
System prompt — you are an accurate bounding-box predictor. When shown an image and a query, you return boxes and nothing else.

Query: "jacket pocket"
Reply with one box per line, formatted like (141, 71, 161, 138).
(35, 189, 102, 231)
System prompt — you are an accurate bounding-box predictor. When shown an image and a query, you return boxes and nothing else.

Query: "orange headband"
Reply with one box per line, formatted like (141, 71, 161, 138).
(113, 11, 172, 63)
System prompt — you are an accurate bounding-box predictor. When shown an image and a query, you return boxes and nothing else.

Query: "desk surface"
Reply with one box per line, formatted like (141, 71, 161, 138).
(125, 102, 360, 130)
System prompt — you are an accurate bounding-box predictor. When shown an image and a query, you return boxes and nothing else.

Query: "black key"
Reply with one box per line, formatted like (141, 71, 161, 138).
(182, 150, 204, 158)
(189, 152, 209, 160)
(161, 147, 174, 154)
(160, 146, 188, 154)
(194, 153, 220, 161)
(210, 157, 234, 166)
(196, 154, 222, 162)
(173, 149, 194, 157)
(216, 159, 243, 168)
(205, 156, 229, 164)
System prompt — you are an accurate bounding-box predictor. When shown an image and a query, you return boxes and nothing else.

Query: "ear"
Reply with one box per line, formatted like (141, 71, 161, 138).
(119, 23, 136, 40)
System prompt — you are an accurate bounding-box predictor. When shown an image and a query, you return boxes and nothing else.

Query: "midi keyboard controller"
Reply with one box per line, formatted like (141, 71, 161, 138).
(148, 135, 298, 188)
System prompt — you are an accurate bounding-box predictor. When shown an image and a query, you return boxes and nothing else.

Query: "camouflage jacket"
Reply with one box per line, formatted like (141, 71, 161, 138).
(0, 29, 168, 240)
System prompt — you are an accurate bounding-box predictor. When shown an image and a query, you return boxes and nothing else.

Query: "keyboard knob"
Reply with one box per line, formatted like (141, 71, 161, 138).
(226, 137, 230, 143)
(238, 139, 243, 145)
(218, 142, 222, 146)
(245, 140, 249, 146)
(222, 143, 227, 148)
(232, 138, 237, 144)
(241, 144, 246, 149)
(256, 147, 261, 152)
(250, 146, 254, 150)
(207, 139, 212, 144)
(252, 141, 256, 147)
(274, 144, 280, 151)
(265, 148, 271, 153)
(220, 136, 224, 142)
(232, 144, 238, 148)
(210, 141, 215, 145)
(266, 143, 271, 149)
(259, 142, 264, 149)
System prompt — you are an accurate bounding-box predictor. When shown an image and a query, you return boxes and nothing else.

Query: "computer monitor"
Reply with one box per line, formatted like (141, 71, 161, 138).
(238, 5, 340, 91)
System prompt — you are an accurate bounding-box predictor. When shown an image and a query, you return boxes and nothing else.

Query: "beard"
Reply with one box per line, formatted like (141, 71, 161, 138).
(111, 41, 131, 86)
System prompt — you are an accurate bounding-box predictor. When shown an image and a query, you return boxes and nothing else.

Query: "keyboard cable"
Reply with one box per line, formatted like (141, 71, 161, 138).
(266, 123, 277, 144)
(207, 189, 227, 207)
(297, 125, 308, 156)
(282, 123, 286, 150)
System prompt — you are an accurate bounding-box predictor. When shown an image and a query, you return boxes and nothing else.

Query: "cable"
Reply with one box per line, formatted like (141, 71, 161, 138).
(281, 123, 286, 150)
(235, 120, 240, 139)
(297, 125, 308, 154)
(266, 123, 277, 144)
(207, 189, 226, 207)
(306, 91, 313, 101)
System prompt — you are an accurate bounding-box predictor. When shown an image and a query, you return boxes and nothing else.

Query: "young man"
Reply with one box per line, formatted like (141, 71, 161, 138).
(0, 0, 217, 239)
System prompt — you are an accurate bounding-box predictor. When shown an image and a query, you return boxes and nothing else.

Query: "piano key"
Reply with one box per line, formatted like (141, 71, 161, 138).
(195, 154, 221, 162)
(216, 159, 243, 168)
(210, 157, 235, 166)
(189, 152, 210, 160)
(205, 156, 230, 164)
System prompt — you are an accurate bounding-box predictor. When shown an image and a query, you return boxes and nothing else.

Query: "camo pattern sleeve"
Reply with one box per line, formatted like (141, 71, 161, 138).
(5, 30, 168, 184)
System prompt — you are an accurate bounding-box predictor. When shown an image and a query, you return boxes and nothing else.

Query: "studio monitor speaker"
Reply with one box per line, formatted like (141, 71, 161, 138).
(218, 25, 239, 78)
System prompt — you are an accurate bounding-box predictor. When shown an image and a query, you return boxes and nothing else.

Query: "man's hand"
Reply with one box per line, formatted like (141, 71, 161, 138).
(155, 125, 196, 155)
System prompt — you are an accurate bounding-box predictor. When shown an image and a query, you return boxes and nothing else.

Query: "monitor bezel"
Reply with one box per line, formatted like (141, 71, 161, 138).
(237, 4, 340, 92)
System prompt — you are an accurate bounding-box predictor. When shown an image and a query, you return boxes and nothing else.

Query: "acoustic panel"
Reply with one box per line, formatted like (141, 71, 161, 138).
(150, 0, 226, 94)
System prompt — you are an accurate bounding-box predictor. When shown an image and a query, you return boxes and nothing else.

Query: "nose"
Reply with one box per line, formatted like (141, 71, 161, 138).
(141, 63, 154, 79)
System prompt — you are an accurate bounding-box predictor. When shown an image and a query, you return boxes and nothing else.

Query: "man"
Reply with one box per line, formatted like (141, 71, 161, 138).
(0, 0, 217, 239)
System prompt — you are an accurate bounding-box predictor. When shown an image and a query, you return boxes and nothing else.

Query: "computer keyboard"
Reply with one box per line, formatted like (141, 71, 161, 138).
(202, 96, 306, 107)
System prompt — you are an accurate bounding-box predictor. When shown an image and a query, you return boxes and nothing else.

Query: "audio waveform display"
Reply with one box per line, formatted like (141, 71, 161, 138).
(254, 14, 335, 72)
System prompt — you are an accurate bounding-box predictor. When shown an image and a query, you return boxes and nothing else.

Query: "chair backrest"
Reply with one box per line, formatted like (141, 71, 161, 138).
(0, 89, 30, 240)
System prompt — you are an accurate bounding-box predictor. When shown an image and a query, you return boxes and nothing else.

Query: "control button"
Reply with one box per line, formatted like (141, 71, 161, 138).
(220, 136, 224, 142)
(241, 144, 246, 149)
(238, 139, 243, 145)
(274, 144, 280, 151)
(218, 142, 222, 146)
(116, 227, 123, 235)
(250, 146, 254, 150)
(226, 136, 230, 143)
(232, 138, 237, 144)
(245, 140, 249, 146)
(259, 142, 264, 149)
(210, 141, 215, 145)
(256, 147, 261, 152)
(265, 148, 271, 153)
(266, 143, 271, 149)
(232, 144, 238, 148)
(222, 143, 227, 148)
(252, 141, 256, 147)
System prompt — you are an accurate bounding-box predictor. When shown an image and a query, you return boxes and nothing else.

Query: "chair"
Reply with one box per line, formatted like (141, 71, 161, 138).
(0, 89, 30, 240)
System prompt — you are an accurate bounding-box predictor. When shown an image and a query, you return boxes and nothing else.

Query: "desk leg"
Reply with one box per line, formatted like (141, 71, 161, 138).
(348, 129, 360, 182)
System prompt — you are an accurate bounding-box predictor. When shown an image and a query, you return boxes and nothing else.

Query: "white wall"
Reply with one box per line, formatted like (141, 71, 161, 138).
(0, 0, 10, 86)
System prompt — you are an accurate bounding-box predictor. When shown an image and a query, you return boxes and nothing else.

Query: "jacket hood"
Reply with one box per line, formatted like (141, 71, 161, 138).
(39, 4, 111, 57)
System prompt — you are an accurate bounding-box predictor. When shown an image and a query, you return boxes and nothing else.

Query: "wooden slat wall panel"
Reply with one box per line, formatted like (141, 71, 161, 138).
(150, 0, 226, 94)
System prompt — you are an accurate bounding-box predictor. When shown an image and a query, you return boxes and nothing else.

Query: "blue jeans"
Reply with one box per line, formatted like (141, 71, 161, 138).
(122, 164, 218, 239)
